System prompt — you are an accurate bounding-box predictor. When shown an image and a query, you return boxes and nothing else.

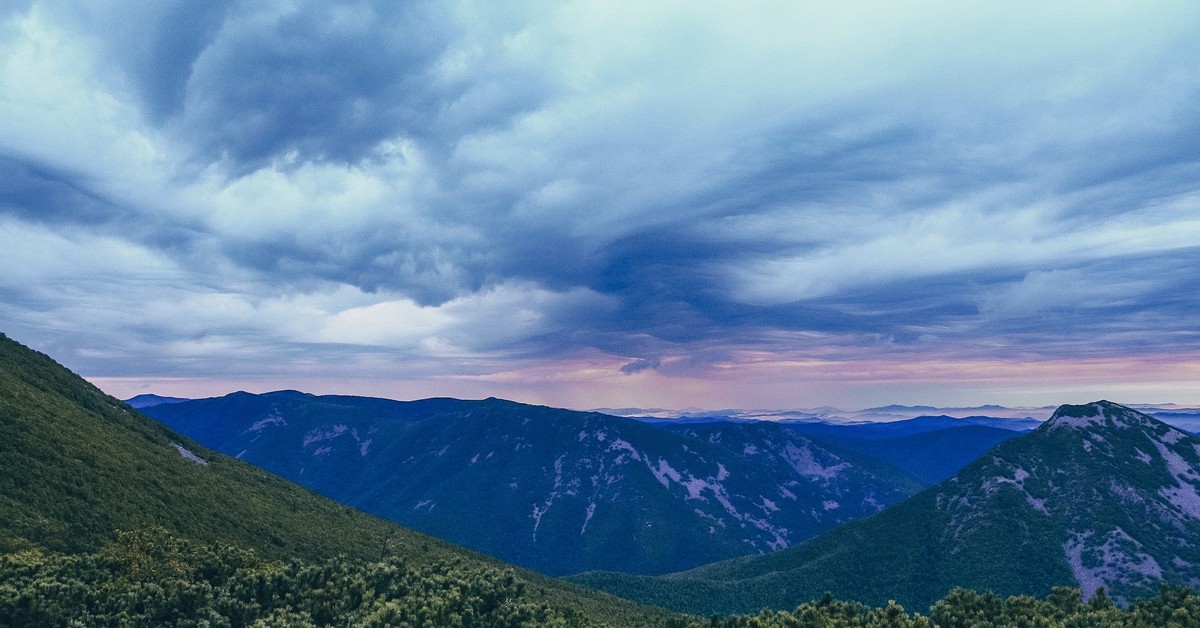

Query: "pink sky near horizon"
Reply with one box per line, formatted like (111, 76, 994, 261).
(87, 352, 1200, 413)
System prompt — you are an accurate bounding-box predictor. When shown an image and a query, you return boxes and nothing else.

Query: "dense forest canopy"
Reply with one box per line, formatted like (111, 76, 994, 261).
(3, 529, 1200, 626)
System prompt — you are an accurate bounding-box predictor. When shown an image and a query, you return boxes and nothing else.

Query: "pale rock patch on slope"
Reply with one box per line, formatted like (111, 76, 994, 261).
(1149, 437, 1200, 519)
(781, 442, 848, 481)
(1051, 411, 1108, 430)
(647, 458, 682, 488)
(669, 462, 790, 551)
(302, 424, 349, 446)
(1108, 481, 1145, 504)
(607, 437, 642, 462)
(172, 443, 208, 465)
(580, 502, 597, 535)
(1162, 429, 1187, 444)
(249, 411, 286, 432)
(1064, 528, 1162, 600)
(984, 464, 1049, 515)
(530, 454, 581, 540)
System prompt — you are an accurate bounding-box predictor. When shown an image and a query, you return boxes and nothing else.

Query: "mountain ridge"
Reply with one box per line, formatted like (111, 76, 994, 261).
(141, 390, 926, 575)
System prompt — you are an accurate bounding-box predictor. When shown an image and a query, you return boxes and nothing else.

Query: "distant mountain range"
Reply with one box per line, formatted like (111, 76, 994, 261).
(124, 393, 191, 408)
(140, 392, 926, 575)
(609, 403, 1056, 423)
(612, 402, 1200, 428)
(572, 401, 1200, 614)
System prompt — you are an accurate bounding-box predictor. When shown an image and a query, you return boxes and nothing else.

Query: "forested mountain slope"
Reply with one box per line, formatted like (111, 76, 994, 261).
(0, 332, 679, 626)
(573, 401, 1200, 615)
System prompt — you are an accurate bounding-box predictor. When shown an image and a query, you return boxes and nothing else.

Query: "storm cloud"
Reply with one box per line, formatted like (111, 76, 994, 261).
(2, 1, 1199, 409)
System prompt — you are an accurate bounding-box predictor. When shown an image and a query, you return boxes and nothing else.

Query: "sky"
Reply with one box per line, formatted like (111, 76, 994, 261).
(2, 1, 1199, 411)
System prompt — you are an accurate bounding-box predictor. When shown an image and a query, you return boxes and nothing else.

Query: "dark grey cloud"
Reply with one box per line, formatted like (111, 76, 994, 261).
(3, 1, 1200, 407)
(619, 357, 659, 375)
(178, 2, 454, 169)
(74, 0, 236, 124)
(0, 155, 130, 225)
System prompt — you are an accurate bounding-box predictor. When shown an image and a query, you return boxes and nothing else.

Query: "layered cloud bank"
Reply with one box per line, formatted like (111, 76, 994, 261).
(2, 2, 1199, 408)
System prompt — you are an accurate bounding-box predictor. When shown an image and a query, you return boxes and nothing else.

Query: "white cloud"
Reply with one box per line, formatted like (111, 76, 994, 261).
(728, 198, 1200, 305)
(0, 7, 165, 190)
(3, 1, 1200, 407)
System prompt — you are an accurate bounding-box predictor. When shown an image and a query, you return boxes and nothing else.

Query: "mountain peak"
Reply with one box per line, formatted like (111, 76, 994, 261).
(1045, 400, 1163, 433)
(585, 398, 1200, 613)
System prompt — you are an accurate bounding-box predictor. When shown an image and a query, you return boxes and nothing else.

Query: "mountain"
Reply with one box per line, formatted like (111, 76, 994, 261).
(1151, 411, 1200, 434)
(124, 393, 190, 408)
(0, 333, 677, 625)
(140, 391, 925, 576)
(653, 419, 928, 519)
(782, 414, 1039, 441)
(572, 401, 1200, 615)
(765, 416, 1034, 482)
(648, 414, 1034, 484)
(847, 404, 1056, 423)
(820, 425, 1026, 484)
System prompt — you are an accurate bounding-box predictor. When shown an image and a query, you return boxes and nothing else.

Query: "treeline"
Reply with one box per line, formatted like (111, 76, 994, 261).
(3, 529, 1200, 626)
(716, 586, 1200, 627)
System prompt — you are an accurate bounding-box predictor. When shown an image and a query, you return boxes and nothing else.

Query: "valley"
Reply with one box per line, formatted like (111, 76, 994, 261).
(139, 392, 925, 575)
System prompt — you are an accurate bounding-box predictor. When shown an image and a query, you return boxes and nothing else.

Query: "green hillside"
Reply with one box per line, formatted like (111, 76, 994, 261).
(573, 401, 1200, 615)
(0, 332, 680, 626)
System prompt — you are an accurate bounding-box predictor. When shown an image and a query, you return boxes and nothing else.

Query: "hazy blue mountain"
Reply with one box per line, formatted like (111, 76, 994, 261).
(822, 425, 1026, 484)
(572, 401, 1200, 614)
(124, 393, 190, 408)
(782, 414, 1039, 441)
(1151, 411, 1200, 434)
(141, 392, 924, 576)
